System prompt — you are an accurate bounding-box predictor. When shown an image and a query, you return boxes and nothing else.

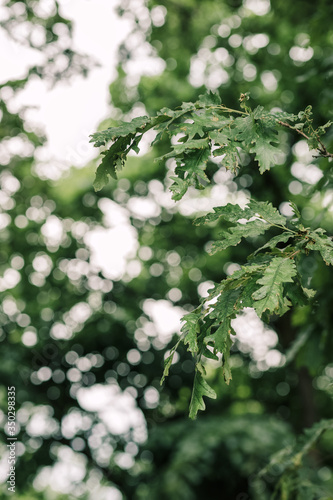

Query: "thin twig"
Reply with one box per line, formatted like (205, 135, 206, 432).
(277, 120, 333, 159)
(277, 120, 310, 140)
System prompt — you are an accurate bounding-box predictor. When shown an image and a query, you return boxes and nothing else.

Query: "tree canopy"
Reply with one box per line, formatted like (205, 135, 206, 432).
(1, 0, 333, 499)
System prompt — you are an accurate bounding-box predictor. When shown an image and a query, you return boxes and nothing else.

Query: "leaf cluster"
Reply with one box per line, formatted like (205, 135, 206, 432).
(91, 91, 333, 419)
(163, 200, 333, 418)
(90, 91, 299, 196)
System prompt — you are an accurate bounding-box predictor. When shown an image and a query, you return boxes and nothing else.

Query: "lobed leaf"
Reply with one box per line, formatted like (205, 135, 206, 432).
(160, 338, 182, 385)
(181, 311, 201, 354)
(189, 370, 217, 419)
(252, 257, 297, 317)
(253, 232, 293, 255)
(250, 135, 280, 173)
(210, 219, 269, 254)
(306, 231, 333, 266)
(197, 90, 222, 107)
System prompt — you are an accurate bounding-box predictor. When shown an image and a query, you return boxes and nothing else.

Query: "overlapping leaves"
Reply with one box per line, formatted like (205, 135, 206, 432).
(162, 201, 333, 418)
(90, 91, 299, 195)
(91, 93, 333, 419)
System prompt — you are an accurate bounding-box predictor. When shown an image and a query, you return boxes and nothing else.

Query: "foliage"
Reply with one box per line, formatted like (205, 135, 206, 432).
(2, 0, 333, 499)
(91, 91, 331, 196)
(259, 419, 333, 499)
(91, 91, 333, 424)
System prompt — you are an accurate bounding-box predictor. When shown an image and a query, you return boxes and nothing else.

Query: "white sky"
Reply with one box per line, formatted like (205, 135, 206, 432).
(0, 0, 132, 166)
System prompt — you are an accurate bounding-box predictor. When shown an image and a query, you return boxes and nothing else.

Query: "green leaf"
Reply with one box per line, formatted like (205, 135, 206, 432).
(93, 135, 133, 190)
(272, 111, 298, 122)
(211, 219, 269, 253)
(196, 200, 286, 254)
(239, 273, 264, 308)
(209, 289, 241, 327)
(202, 344, 219, 360)
(192, 109, 231, 130)
(306, 231, 333, 265)
(285, 281, 315, 306)
(253, 232, 293, 255)
(222, 333, 233, 384)
(160, 338, 182, 385)
(289, 200, 301, 219)
(252, 257, 297, 317)
(194, 203, 246, 225)
(206, 321, 234, 384)
(156, 104, 195, 121)
(249, 200, 287, 226)
(179, 121, 205, 140)
(181, 311, 200, 354)
(189, 370, 217, 419)
(169, 176, 188, 201)
(159, 138, 210, 160)
(169, 147, 211, 200)
(233, 114, 258, 147)
(197, 90, 221, 107)
(90, 116, 150, 147)
(250, 135, 280, 173)
(212, 137, 239, 172)
(195, 200, 286, 227)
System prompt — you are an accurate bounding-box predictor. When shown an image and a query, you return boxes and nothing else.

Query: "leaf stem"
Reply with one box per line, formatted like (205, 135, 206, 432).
(277, 120, 333, 159)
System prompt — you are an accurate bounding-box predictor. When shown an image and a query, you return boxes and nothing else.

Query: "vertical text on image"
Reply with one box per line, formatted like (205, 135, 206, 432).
(7, 386, 16, 493)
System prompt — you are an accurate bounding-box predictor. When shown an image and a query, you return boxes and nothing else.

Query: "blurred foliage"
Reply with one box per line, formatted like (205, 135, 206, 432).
(0, 0, 333, 499)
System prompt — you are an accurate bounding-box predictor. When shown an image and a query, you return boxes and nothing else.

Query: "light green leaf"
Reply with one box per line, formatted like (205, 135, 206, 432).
(289, 201, 301, 219)
(196, 200, 286, 254)
(156, 104, 195, 121)
(192, 109, 231, 130)
(189, 370, 217, 420)
(195, 200, 286, 227)
(252, 257, 297, 317)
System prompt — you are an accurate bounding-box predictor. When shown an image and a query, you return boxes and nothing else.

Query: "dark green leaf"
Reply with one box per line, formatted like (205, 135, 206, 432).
(181, 311, 201, 354)
(189, 370, 217, 420)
